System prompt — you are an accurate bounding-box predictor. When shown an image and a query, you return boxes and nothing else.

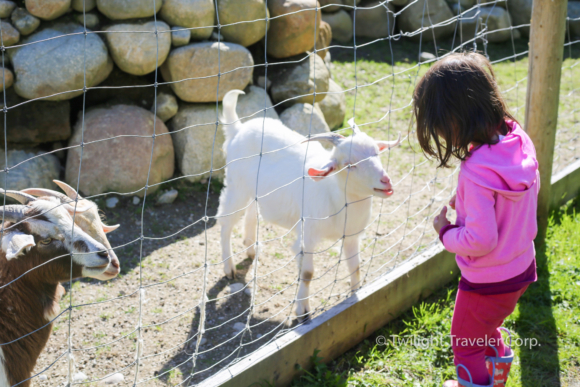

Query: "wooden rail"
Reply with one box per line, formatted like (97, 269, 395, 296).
(550, 159, 580, 211)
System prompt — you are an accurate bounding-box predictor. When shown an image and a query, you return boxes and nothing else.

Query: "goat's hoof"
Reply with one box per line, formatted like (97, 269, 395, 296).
(296, 307, 312, 324)
(298, 313, 311, 324)
(225, 269, 236, 279)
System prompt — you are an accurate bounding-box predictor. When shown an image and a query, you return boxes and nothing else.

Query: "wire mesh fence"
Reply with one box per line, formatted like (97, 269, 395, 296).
(554, 14, 580, 175)
(0, 1, 578, 386)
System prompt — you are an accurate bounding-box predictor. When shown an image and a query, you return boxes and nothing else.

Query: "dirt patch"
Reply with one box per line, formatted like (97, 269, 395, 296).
(31, 135, 453, 386)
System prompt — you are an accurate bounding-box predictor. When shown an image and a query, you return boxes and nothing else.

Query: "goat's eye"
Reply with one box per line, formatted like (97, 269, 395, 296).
(39, 238, 52, 245)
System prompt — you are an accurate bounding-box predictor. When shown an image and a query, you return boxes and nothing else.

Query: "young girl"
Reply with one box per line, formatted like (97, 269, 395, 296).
(413, 52, 539, 387)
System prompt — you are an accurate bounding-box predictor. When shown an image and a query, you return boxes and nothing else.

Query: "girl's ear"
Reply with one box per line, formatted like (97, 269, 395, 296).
(307, 160, 338, 182)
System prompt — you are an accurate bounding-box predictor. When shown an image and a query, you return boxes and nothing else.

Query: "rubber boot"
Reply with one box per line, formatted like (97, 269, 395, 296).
(442, 364, 495, 387)
(485, 327, 514, 387)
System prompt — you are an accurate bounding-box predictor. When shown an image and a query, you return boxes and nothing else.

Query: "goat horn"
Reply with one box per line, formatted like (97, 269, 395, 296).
(53, 180, 83, 200)
(302, 132, 345, 147)
(383, 132, 402, 148)
(21, 188, 69, 202)
(0, 189, 37, 204)
(0, 204, 27, 224)
(347, 118, 361, 134)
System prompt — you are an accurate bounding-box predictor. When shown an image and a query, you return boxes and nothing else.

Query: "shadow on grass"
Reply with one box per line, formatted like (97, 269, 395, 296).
(302, 280, 459, 386)
(516, 242, 561, 387)
(517, 198, 580, 387)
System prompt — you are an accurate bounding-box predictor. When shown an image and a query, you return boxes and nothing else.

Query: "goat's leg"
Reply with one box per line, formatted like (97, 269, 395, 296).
(243, 201, 258, 259)
(218, 187, 248, 279)
(220, 219, 242, 279)
(343, 237, 361, 292)
(292, 236, 314, 322)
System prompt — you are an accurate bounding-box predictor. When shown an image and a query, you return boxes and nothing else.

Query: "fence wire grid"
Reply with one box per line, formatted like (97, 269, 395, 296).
(0, 0, 578, 386)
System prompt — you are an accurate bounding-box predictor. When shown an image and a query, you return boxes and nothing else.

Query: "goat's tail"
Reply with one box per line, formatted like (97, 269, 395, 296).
(221, 90, 245, 144)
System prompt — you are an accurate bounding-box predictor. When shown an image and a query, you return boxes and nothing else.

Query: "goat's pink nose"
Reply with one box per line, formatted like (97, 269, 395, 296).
(381, 175, 391, 185)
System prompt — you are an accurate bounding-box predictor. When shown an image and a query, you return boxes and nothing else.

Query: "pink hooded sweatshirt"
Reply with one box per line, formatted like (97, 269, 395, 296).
(441, 120, 539, 283)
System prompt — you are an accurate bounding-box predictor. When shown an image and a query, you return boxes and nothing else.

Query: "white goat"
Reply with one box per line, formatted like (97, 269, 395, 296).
(217, 90, 400, 321)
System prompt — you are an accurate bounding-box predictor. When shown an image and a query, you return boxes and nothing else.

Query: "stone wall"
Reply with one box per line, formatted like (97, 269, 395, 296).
(1, 0, 576, 195)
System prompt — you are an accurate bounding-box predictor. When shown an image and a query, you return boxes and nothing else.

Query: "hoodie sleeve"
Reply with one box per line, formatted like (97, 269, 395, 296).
(442, 178, 498, 258)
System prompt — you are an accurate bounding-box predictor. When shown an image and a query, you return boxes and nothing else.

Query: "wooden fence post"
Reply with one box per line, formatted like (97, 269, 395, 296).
(524, 0, 568, 243)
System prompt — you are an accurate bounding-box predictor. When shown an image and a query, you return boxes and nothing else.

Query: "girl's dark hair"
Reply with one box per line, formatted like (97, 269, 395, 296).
(413, 52, 516, 168)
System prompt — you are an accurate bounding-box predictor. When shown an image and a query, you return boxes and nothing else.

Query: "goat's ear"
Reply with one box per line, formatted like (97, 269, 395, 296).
(2, 231, 35, 260)
(102, 224, 120, 234)
(307, 160, 337, 182)
(376, 133, 402, 152)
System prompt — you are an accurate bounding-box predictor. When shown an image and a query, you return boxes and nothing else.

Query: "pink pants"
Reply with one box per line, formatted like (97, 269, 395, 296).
(451, 286, 528, 385)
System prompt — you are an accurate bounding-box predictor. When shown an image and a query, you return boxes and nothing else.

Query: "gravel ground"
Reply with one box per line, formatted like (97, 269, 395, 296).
(32, 137, 454, 386)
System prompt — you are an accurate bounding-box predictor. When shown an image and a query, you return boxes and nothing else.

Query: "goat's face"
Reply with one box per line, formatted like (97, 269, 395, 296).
(305, 121, 400, 199)
(1, 198, 112, 283)
(21, 181, 121, 280)
(71, 199, 120, 280)
(335, 133, 396, 198)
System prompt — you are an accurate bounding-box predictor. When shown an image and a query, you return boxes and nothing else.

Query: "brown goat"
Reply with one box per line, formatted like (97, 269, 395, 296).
(0, 196, 113, 386)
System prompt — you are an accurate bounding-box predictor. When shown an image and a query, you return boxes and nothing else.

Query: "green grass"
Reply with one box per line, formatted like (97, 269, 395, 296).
(99, 312, 111, 321)
(125, 306, 136, 314)
(330, 37, 534, 137)
(290, 199, 580, 387)
(167, 368, 183, 385)
(329, 37, 580, 175)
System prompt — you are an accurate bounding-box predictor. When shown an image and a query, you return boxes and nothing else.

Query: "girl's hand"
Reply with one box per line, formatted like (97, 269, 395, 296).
(449, 194, 456, 210)
(433, 206, 451, 234)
